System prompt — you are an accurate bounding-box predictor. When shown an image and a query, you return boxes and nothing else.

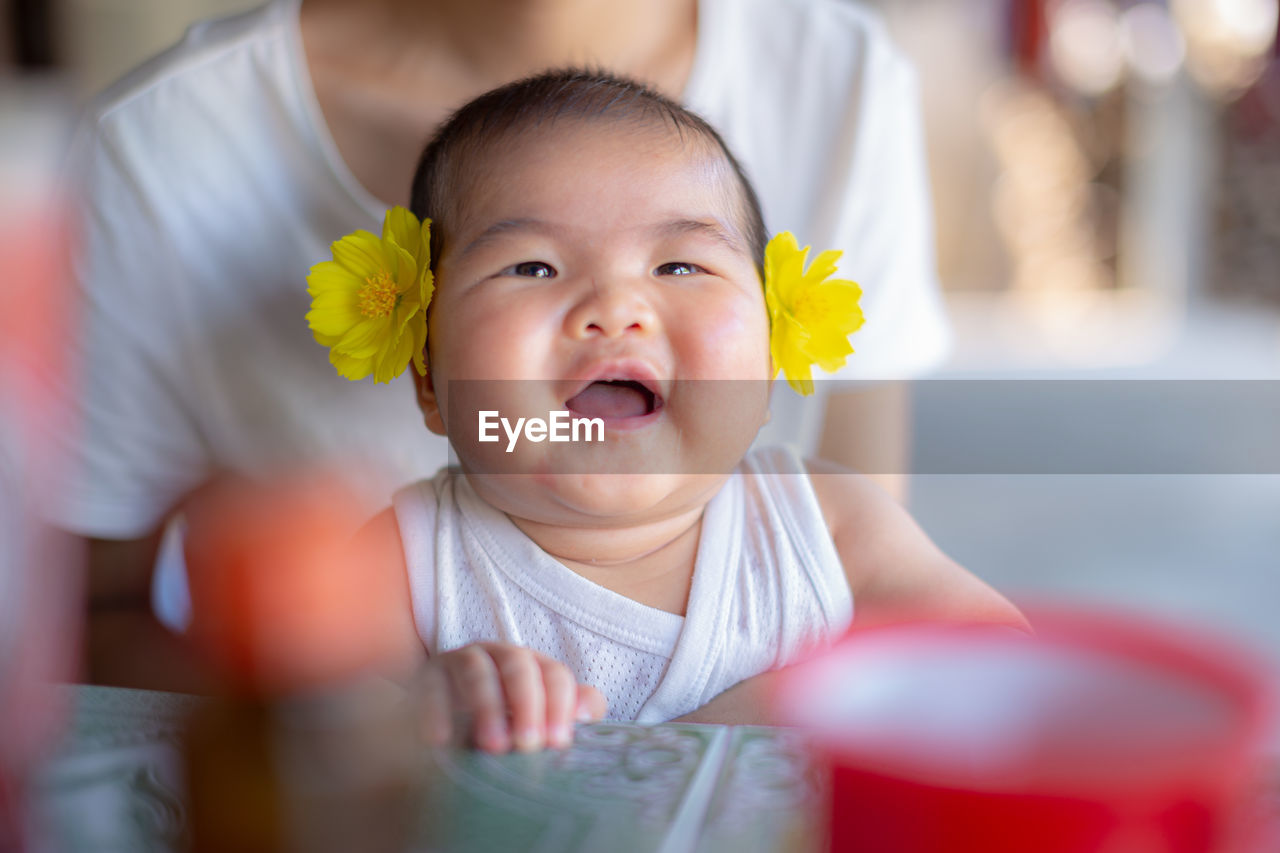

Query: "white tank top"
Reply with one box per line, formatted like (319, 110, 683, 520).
(392, 447, 854, 723)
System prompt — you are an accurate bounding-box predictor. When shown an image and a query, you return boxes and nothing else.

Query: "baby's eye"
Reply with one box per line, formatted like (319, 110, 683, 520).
(502, 261, 557, 279)
(655, 262, 708, 277)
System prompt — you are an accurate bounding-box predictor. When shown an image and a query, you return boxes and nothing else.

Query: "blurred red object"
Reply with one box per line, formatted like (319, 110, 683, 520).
(183, 474, 410, 696)
(1008, 0, 1049, 79)
(1, 91, 83, 846)
(777, 608, 1277, 853)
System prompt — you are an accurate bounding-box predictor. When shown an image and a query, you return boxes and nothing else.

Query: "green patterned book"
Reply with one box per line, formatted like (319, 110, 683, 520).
(33, 685, 822, 852)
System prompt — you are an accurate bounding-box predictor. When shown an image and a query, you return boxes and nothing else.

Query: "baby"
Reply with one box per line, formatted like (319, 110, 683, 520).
(315, 70, 1022, 753)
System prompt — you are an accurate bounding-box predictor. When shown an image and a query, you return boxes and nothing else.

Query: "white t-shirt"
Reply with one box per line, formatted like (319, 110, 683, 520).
(55, 0, 948, 542)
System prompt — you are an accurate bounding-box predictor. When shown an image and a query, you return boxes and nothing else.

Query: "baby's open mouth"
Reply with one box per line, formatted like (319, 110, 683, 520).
(565, 379, 663, 420)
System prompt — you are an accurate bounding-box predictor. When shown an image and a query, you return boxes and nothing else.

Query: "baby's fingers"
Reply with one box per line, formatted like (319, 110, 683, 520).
(575, 684, 607, 724)
(539, 656, 580, 749)
(490, 645, 548, 752)
(446, 646, 509, 752)
(413, 663, 456, 747)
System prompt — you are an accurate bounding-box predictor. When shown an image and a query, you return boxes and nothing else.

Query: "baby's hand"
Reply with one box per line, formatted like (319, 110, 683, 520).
(413, 642, 606, 752)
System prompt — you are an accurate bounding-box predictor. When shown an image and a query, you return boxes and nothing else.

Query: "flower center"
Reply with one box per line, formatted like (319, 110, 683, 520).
(357, 270, 399, 318)
(789, 288, 834, 325)
(787, 291, 816, 324)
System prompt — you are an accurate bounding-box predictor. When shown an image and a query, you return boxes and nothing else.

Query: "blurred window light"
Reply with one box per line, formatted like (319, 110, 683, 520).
(1172, 0, 1279, 97)
(1210, 0, 1278, 50)
(1050, 0, 1126, 95)
(981, 81, 1115, 295)
(1121, 3, 1189, 84)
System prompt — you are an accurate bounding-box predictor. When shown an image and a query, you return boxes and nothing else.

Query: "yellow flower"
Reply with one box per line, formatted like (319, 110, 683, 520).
(306, 207, 434, 383)
(764, 232, 865, 395)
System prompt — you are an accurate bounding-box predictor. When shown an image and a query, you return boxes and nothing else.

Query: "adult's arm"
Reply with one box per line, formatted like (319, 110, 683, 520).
(84, 532, 216, 692)
(818, 383, 911, 503)
(805, 16, 950, 502)
(58, 107, 218, 691)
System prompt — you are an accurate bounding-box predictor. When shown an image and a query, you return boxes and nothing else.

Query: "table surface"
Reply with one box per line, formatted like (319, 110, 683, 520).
(30, 685, 1280, 852)
(31, 685, 822, 853)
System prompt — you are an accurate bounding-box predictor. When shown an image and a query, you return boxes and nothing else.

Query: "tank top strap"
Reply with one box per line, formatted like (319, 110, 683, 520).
(392, 470, 448, 653)
(742, 446, 854, 632)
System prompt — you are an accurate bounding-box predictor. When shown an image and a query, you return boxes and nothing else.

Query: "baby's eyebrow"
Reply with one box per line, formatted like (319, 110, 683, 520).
(655, 218, 746, 254)
(455, 216, 746, 259)
(456, 218, 553, 258)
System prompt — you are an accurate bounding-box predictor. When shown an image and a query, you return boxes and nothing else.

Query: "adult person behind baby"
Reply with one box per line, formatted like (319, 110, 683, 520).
(59, 0, 949, 691)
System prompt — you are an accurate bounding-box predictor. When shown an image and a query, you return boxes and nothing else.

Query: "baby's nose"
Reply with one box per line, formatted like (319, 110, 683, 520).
(564, 279, 658, 339)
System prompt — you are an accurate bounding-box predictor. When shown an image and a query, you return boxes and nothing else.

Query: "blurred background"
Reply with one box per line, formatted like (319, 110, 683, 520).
(3, 0, 1279, 683)
(864, 0, 1280, 693)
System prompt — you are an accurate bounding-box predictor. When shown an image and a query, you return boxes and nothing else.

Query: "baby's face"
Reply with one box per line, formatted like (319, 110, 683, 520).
(421, 120, 771, 525)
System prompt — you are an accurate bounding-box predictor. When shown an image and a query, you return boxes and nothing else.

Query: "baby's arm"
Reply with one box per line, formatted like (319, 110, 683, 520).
(350, 509, 435, 680)
(355, 510, 606, 752)
(806, 458, 1027, 629)
(673, 670, 789, 725)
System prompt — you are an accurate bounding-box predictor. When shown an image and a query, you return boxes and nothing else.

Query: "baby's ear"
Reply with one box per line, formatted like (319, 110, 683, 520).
(412, 359, 446, 436)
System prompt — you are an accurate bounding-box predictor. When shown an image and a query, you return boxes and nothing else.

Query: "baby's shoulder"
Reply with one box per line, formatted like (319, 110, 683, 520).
(736, 448, 902, 571)
(801, 456, 895, 540)
(800, 455, 947, 594)
(347, 506, 424, 671)
(391, 466, 459, 518)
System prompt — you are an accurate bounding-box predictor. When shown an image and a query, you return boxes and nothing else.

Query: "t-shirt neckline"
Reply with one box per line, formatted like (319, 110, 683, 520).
(279, 0, 386, 222)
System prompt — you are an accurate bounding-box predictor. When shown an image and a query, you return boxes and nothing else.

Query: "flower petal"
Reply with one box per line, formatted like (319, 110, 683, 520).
(309, 215, 436, 384)
(392, 243, 420, 296)
(306, 298, 363, 339)
(409, 311, 428, 377)
(765, 232, 808, 307)
(382, 206, 423, 260)
(800, 248, 843, 289)
(771, 312, 815, 395)
(306, 260, 360, 298)
(373, 324, 416, 384)
(792, 281, 864, 330)
(331, 230, 389, 280)
(421, 266, 435, 312)
(330, 348, 374, 381)
(335, 317, 391, 358)
(804, 330, 855, 374)
(763, 231, 864, 395)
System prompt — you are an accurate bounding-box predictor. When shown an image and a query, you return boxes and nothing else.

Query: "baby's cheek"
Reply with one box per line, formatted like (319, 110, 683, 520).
(687, 301, 771, 381)
(436, 300, 553, 381)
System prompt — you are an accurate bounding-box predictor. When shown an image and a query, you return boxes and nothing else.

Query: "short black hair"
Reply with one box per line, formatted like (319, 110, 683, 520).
(409, 68, 768, 271)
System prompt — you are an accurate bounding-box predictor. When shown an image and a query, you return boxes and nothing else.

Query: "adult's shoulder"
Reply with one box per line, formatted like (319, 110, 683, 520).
(67, 0, 332, 253)
(703, 0, 911, 91)
(82, 0, 294, 131)
(690, 0, 921, 168)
